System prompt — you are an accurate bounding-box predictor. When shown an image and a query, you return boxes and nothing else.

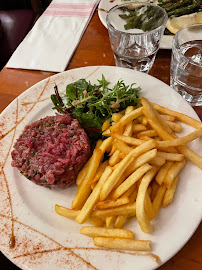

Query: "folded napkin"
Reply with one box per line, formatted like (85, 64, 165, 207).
(6, 0, 100, 72)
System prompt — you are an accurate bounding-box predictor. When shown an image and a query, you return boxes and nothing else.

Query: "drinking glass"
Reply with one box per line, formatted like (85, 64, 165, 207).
(106, 2, 168, 73)
(170, 24, 202, 106)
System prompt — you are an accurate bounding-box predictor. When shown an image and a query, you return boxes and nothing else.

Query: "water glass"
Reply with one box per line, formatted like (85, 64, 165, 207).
(170, 24, 202, 106)
(106, 2, 168, 73)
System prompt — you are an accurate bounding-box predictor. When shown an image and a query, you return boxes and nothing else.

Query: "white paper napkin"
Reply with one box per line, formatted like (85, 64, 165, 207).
(6, 0, 100, 72)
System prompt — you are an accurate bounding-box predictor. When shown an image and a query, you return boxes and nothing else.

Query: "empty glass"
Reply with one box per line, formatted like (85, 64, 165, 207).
(106, 2, 168, 73)
(170, 24, 202, 106)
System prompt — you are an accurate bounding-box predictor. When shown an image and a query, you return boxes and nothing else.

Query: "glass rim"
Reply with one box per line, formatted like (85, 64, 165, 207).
(106, 1, 168, 36)
(173, 23, 202, 67)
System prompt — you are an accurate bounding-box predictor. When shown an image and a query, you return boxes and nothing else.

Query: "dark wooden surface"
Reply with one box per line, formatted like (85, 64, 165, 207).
(0, 8, 201, 270)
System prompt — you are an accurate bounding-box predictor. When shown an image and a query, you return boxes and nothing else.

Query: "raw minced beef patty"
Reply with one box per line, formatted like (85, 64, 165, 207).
(11, 114, 91, 188)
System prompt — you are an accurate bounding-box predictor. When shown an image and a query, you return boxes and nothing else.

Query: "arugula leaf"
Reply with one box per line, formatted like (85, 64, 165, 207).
(66, 79, 89, 102)
(97, 74, 110, 90)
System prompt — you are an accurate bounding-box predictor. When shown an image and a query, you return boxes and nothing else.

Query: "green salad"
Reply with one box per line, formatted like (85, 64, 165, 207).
(51, 75, 140, 141)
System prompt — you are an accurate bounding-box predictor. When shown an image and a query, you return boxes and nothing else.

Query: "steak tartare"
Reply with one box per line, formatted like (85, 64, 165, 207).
(11, 114, 91, 188)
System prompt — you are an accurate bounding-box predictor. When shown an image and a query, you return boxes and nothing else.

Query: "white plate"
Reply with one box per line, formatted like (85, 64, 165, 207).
(98, 0, 173, 49)
(0, 66, 201, 270)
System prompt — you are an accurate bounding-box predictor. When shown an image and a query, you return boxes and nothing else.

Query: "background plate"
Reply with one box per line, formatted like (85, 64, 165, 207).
(0, 66, 201, 270)
(98, 0, 173, 49)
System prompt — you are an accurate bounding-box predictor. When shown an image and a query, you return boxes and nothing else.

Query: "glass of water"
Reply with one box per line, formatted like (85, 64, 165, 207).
(106, 2, 168, 73)
(170, 24, 202, 106)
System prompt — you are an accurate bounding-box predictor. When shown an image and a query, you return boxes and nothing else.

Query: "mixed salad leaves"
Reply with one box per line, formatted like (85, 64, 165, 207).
(51, 75, 140, 141)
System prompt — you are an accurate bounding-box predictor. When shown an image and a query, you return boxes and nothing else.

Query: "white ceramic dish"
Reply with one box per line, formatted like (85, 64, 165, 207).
(0, 66, 201, 270)
(98, 0, 173, 49)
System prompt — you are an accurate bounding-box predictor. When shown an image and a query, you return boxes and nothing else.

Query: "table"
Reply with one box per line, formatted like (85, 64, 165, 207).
(0, 9, 201, 270)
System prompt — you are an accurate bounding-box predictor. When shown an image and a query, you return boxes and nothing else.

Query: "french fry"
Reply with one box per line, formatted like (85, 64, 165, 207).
(149, 156, 166, 166)
(164, 159, 186, 187)
(99, 137, 114, 154)
(110, 172, 128, 194)
(109, 149, 121, 166)
(152, 184, 167, 218)
(80, 226, 133, 239)
(113, 215, 127, 229)
(93, 237, 151, 251)
(75, 166, 112, 224)
(178, 145, 202, 169)
(123, 107, 134, 135)
(55, 204, 79, 219)
(144, 191, 155, 221)
(113, 140, 133, 155)
(102, 128, 111, 137)
(155, 161, 174, 185)
(95, 139, 103, 148)
(102, 119, 111, 132)
(139, 116, 148, 126)
(109, 143, 116, 156)
(91, 203, 136, 218)
(124, 122, 133, 137)
(161, 114, 176, 122)
(125, 149, 157, 176)
(89, 160, 109, 185)
(138, 135, 151, 141)
(125, 106, 135, 114)
(157, 129, 202, 148)
(112, 133, 144, 146)
(166, 121, 182, 133)
(137, 130, 158, 138)
(163, 176, 179, 207)
(152, 102, 202, 129)
(96, 197, 130, 210)
(156, 151, 184, 161)
(112, 163, 152, 200)
(136, 167, 159, 233)
(112, 112, 123, 123)
(110, 107, 143, 133)
(55, 205, 104, 227)
(133, 124, 147, 133)
(106, 216, 116, 228)
(121, 184, 136, 198)
(72, 148, 103, 210)
(100, 140, 157, 201)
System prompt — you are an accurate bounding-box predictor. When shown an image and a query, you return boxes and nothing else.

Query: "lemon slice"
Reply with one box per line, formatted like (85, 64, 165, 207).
(166, 12, 202, 34)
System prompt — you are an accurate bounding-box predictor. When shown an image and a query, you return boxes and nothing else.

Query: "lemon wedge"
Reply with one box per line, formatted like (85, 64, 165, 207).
(166, 12, 202, 34)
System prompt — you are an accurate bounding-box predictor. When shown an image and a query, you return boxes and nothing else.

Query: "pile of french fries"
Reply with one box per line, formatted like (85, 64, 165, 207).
(55, 97, 202, 252)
